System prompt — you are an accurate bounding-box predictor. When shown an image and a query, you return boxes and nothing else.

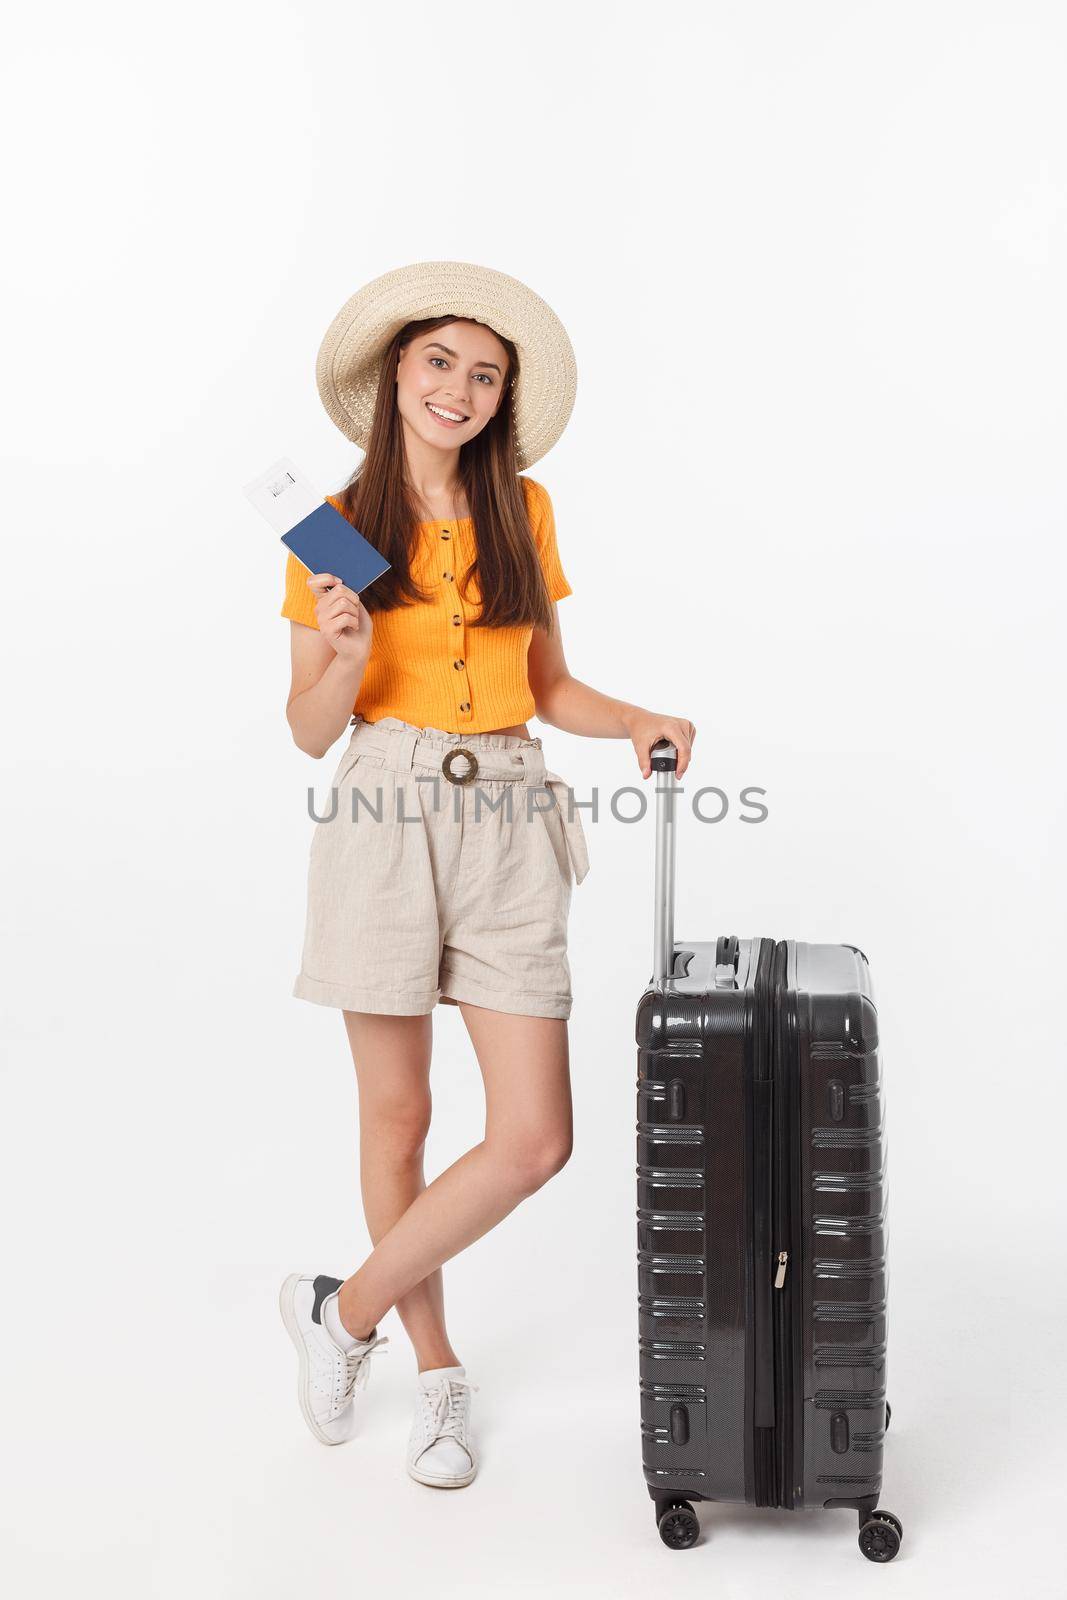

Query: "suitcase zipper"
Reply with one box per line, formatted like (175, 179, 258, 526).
(771, 938, 800, 1510)
(748, 937, 778, 1504)
(748, 938, 800, 1508)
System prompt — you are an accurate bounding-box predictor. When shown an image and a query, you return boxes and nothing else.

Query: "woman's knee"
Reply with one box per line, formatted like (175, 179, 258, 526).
(494, 1130, 573, 1194)
(363, 1097, 433, 1161)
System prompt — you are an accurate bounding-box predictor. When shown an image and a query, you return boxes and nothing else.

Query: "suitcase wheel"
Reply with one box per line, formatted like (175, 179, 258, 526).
(656, 1500, 700, 1550)
(858, 1510, 903, 1563)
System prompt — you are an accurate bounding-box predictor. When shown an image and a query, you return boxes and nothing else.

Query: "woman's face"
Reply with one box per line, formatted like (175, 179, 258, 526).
(395, 319, 510, 453)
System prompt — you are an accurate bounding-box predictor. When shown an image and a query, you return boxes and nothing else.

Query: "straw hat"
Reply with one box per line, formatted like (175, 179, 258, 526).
(315, 260, 577, 471)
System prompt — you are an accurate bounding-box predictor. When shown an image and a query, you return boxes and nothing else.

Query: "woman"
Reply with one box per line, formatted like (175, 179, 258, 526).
(277, 261, 696, 1489)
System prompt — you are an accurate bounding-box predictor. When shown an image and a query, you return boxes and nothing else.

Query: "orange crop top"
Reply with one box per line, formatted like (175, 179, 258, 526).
(280, 474, 573, 734)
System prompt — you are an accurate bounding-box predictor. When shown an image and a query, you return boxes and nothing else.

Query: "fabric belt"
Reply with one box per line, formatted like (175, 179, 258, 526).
(347, 721, 590, 885)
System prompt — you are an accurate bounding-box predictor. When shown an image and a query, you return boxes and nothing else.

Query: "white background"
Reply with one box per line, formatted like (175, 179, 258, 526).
(2, 1, 1064, 1595)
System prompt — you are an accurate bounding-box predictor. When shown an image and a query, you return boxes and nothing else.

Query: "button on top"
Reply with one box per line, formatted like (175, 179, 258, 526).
(441, 530, 450, 539)
(443, 571, 453, 581)
(453, 659, 465, 669)
(452, 614, 461, 625)
(459, 701, 470, 712)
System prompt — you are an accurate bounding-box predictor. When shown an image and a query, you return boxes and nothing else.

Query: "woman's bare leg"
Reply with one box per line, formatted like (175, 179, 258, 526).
(336, 1003, 573, 1351)
(343, 1010, 460, 1373)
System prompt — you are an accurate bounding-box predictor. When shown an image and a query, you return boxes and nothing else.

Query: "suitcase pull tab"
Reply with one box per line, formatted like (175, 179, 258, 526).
(774, 1250, 789, 1289)
(714, 934, 740, 988)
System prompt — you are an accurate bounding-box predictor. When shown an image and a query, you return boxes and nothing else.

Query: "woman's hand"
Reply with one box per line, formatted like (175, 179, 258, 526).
(624, 711, 697, 779)
(307, 573, 373, 663)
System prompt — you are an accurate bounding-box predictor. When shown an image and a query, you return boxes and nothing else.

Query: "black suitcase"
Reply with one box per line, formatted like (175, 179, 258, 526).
(636, 739, 902, 1562)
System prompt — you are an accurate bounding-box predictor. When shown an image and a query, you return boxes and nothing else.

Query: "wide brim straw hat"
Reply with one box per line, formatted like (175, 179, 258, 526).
(315, 260, 577, 472)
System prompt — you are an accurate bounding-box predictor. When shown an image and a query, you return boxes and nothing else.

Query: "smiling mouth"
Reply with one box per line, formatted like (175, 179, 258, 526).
(426, 401, 469, 424)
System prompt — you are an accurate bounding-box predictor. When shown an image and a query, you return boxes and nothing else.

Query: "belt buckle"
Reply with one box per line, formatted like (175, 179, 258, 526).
(442, 746, 479, 786)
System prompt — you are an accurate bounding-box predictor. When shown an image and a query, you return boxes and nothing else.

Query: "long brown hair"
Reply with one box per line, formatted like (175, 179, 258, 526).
(332, 315, 558, 634)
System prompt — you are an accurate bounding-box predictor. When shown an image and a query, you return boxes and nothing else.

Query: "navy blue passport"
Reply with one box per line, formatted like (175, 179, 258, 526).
(281, 502, 391, 595)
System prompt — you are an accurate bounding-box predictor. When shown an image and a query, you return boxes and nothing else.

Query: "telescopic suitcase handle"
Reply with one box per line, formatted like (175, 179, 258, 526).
(650, 738, 679, 987)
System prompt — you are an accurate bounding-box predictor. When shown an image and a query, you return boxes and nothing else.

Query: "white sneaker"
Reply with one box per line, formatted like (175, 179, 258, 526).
(406, 1364, 480, 1488)
(279, 1272, 389, 1445)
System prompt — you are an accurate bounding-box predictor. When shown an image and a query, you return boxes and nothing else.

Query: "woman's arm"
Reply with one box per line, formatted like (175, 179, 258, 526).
(528, 607, 696, 779)
(286, 574, 373, 758)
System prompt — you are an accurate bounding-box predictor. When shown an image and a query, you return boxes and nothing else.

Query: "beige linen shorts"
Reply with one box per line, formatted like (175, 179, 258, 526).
(291, 716, 590, 1021)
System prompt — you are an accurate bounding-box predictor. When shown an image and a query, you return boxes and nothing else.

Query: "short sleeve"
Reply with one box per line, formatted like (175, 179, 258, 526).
(280, 549, 319, 629)
(523, 476, 573, 602)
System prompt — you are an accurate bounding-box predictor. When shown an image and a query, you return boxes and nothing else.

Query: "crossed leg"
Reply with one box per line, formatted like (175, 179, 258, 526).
(340, 1002, 573, 1370)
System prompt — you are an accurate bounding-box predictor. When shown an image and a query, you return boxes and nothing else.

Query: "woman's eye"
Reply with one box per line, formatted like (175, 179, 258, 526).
(428, 355, 493, 384)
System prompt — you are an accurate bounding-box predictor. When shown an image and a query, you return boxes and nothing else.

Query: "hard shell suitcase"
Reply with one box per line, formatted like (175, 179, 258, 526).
(635, 739, 902, 1562)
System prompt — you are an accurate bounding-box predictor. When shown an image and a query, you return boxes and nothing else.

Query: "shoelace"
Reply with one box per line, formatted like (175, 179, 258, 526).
(420, 1375, 480, 1447)
(341, 1332, 390, 1400)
